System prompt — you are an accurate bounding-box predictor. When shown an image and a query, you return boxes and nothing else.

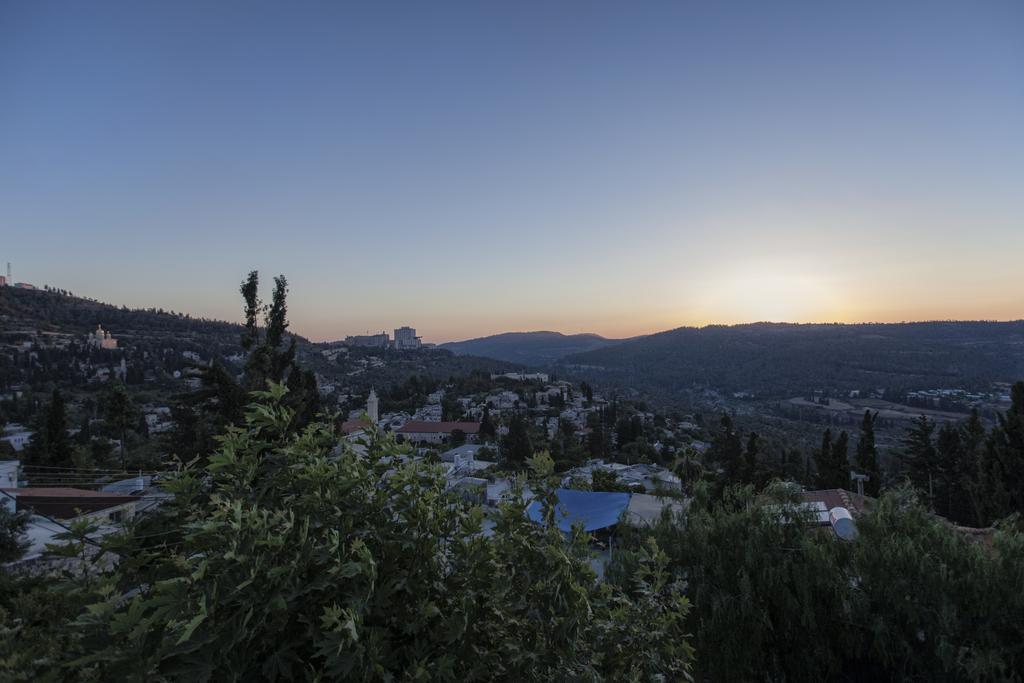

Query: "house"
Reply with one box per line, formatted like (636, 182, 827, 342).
(345, 332, 389, 348)
(801, 488, 872, 516)
(1, 488, 145, 572)
(396, 420, 481, 444)
(561, 460, 682, 493)
(339, 416, 373, 436)
(623, 493, 687, 526)
(1, 424, 33, 452)
(439, 444, 487, 463)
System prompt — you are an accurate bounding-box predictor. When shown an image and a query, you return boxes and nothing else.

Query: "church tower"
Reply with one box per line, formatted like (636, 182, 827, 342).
(367, 388, 379, 423)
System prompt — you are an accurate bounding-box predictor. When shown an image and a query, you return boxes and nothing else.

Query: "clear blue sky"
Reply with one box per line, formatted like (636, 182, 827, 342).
(2, 1, 1022, 342)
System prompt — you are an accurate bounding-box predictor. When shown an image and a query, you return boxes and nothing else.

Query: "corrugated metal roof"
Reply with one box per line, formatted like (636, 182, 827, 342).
(527, 488, 631, 533)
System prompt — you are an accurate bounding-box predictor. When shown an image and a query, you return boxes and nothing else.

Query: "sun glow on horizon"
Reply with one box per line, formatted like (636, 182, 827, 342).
(692, 267, 845, 326)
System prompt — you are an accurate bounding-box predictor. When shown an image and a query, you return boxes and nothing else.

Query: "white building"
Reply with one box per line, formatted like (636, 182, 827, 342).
(396, 421, 481, 444)
(345, 332, 390, 348)
(393, 326, 422, 350)
(88, 324, 118, 350)
(1, 425, 32, 452)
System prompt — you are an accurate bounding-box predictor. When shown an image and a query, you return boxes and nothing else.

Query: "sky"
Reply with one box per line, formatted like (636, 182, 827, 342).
(1, 1, 1022, 343)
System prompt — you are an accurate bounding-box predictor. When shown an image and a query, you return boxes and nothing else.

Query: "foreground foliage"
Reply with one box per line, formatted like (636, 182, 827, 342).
(2, 384, 692, 681)
(609, 482, 1024, 681)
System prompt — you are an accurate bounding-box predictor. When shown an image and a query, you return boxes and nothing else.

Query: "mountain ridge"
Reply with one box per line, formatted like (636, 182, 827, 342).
(440, 330, 626, 366)
(558, 320, 1024, 397)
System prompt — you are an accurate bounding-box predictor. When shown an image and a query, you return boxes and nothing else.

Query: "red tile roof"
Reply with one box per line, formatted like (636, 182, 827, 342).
(340, 417, 372, 435)
(396, 420, 480, 434)
(802, 488, 872, 515)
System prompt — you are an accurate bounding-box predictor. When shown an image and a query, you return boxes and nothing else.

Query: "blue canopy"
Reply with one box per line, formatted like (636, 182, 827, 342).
(527, 488, 631, 533)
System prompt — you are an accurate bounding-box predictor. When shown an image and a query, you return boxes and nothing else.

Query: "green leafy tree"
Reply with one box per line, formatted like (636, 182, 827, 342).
(65, 384, 692, 680)
(0, 505, 30, 564)
(610, 482, 852, 679)
(848, 487, 1024, 678)
(609, 482, 1024, 679)
(591, 468, 632, 493)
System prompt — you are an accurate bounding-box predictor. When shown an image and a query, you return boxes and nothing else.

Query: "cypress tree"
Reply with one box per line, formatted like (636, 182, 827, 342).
(741, 431, 760, 486)
(855, 410, 881, 496)
(503, 413, 532, 468)
(710, 414, 744, 482)
(979, 381, 1024, 521)
(814, 428, 832, 488)
(902, 416, 938, 509)
(26, 389, 73, 468)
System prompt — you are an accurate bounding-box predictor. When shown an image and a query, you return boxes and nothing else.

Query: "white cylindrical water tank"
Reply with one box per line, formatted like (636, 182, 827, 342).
(829, 506, 858, 541)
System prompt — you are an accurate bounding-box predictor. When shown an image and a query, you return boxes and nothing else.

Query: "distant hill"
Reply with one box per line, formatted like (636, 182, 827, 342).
(440, 331, 624, 366)
(559, 321, 1024, 397)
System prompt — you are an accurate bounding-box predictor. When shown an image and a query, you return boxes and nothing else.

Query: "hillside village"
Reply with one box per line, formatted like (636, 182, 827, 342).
(1, 285, 746, 583)
(3, 283, 1017, 546)
(4, 280, 1024, 679)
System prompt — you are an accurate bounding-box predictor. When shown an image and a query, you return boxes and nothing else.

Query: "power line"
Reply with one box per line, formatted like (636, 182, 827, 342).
(19, 464, 173, 472)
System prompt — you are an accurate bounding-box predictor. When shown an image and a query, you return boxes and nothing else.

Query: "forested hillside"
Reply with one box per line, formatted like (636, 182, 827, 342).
(561, 321, 1024, 397)
(0, 285, 517, 402)
(441, 331, 623, 366)
(0, 286, 248, 343)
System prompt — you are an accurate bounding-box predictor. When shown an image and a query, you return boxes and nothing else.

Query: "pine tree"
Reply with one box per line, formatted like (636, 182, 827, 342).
(855, 410, 881, 496)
